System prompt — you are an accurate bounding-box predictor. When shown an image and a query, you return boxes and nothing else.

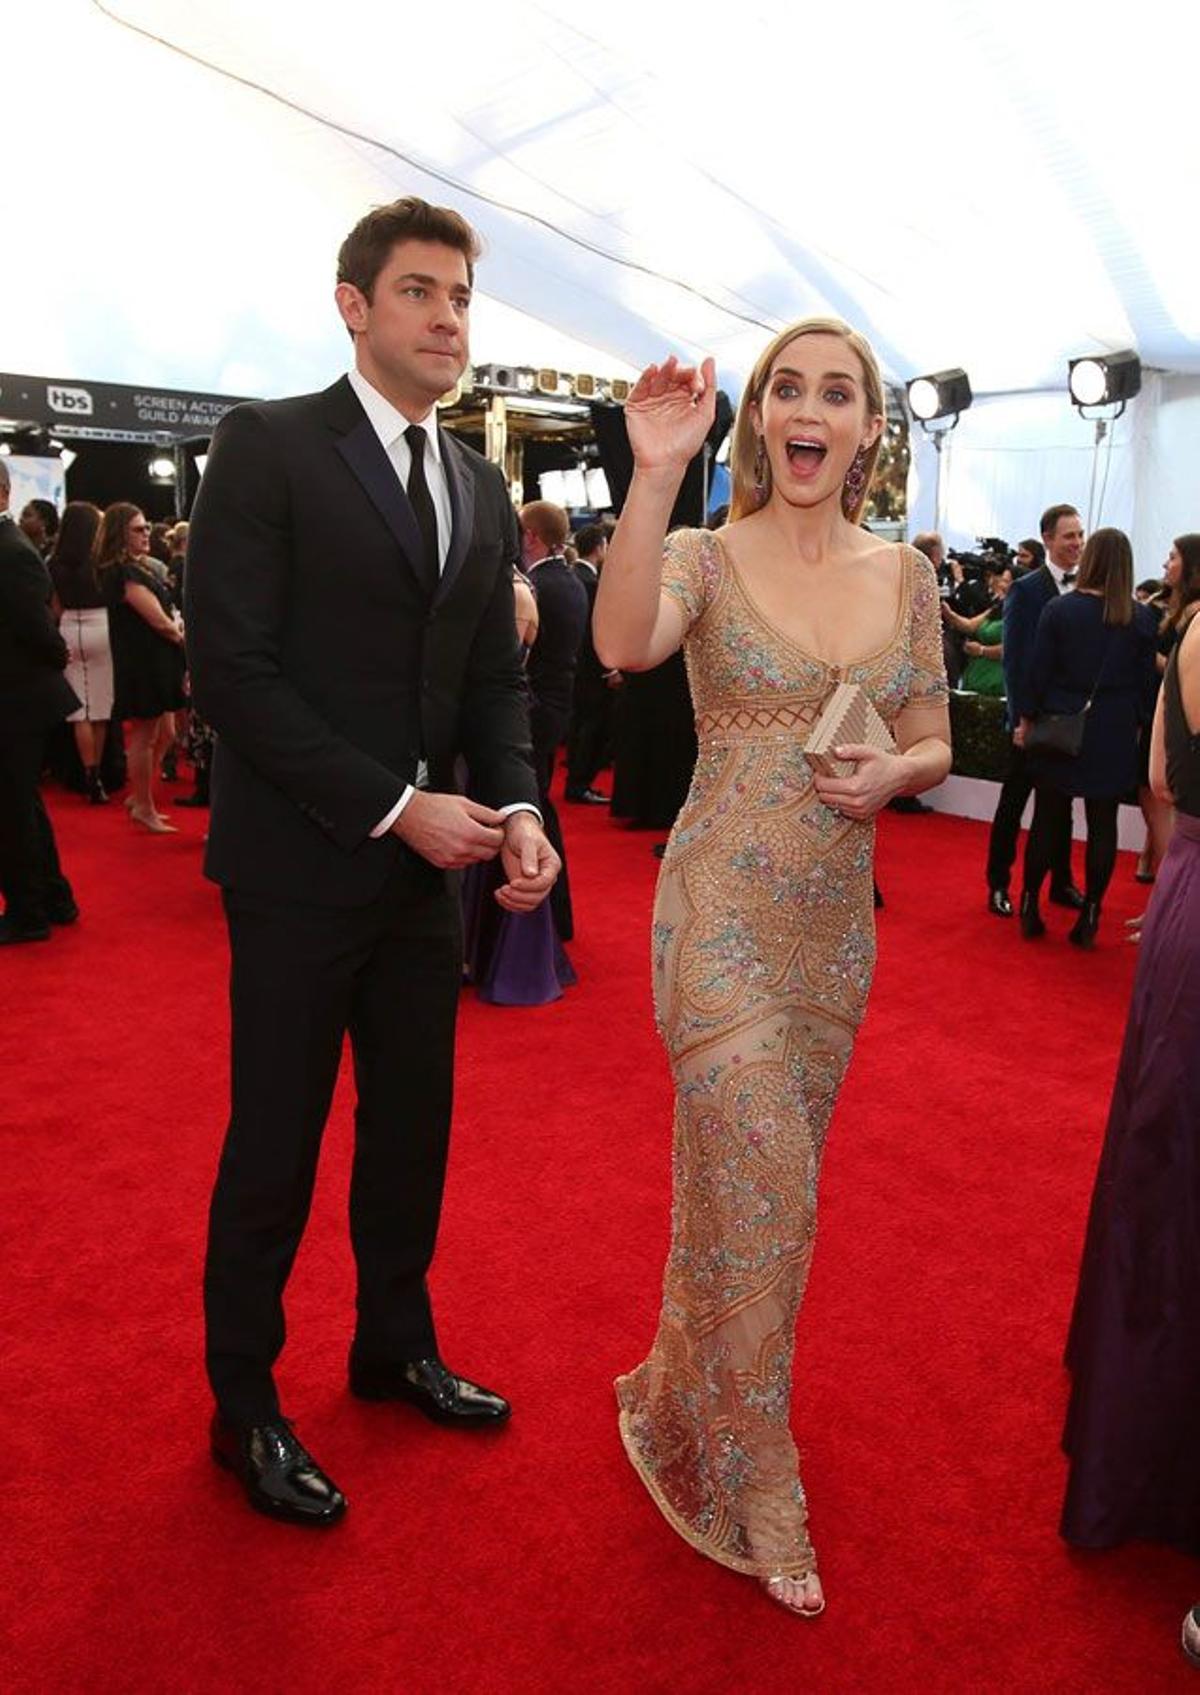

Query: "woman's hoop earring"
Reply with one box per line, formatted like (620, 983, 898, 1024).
(843, 445, 869, 512)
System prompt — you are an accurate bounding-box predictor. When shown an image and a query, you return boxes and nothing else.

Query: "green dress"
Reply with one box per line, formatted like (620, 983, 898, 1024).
(960, 614, 1005, 696)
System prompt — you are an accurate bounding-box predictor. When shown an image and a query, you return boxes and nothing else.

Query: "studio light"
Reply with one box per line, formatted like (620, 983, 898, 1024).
(149, 455, 176, 482)
(473, 364, 536, 395)
(1068, 350, 1141, 415)
(906, 368, 972, 428)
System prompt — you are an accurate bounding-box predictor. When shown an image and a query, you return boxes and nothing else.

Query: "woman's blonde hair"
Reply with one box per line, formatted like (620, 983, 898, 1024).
(728, 316, 886, 524)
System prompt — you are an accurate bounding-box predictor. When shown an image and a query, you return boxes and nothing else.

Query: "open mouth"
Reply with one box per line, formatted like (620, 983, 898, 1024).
(785, 436, 828, 474)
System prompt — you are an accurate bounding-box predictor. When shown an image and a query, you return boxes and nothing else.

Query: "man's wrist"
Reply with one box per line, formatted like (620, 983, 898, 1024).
(500, 802, 543, 829)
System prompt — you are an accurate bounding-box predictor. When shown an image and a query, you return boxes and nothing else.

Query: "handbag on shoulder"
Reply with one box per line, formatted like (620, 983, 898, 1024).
(1025, 631, 1115, 758)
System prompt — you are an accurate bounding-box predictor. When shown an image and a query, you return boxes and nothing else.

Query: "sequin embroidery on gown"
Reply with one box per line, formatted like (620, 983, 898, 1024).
(615, 529, 948, 1577)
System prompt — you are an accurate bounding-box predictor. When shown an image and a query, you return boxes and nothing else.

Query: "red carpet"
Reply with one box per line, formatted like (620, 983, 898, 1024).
(3, 778, 1195, 1693)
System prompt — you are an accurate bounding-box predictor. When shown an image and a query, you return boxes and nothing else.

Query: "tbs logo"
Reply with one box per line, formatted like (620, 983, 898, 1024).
(47, 384, 93, 416)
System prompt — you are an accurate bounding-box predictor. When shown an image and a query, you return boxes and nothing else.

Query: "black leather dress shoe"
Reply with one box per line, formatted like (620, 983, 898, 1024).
(47, 898, 80, 925)
(1049, 882, 1086, 911)
(565, 786, 610, 805)
(0, 917, 52, 944)
(349, 1356, 511, 1426)
(210, 1415, 347, 1525)
(987, 888, 1014, 918)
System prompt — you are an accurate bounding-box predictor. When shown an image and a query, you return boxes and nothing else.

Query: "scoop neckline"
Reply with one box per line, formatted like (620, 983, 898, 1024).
(706, 529, 910, 673)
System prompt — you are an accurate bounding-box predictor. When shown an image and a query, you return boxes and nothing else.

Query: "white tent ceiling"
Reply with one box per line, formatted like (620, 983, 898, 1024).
(7, 0, 1199, 403)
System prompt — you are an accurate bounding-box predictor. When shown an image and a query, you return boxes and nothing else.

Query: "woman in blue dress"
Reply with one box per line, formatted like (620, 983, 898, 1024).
(1019, 528, 1158, 947)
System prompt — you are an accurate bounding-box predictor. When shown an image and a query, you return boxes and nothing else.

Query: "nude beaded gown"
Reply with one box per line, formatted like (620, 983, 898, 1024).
(616, 529, 948, 1577)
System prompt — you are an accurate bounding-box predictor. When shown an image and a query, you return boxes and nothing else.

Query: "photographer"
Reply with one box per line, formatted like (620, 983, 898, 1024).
(925, 536, 994, 685)
(942, 559, 1013, 695)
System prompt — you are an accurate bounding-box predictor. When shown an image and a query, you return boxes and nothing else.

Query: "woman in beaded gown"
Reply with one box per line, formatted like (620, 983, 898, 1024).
(594, 320, 952, 1616)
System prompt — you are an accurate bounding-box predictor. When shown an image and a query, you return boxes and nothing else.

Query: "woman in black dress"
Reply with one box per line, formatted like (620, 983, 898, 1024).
(48, 501, 109, 803)
(95, 503, 186, 833)
(1019, 528, 1159, 947)
(1061, 576, 1200, 1554)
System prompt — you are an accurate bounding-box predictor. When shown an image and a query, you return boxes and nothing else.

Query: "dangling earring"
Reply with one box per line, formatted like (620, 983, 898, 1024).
(843, 445, 869, 512)
(753, 435, 768, 501)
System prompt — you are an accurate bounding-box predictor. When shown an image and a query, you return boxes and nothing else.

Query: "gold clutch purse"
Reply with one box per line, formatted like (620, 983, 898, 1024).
(803, 682, 895, 778)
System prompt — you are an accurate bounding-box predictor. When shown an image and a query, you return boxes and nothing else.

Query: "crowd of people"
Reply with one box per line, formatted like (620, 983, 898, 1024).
(2, 190, 1198, 1667)
(911, 513, 1199, 950)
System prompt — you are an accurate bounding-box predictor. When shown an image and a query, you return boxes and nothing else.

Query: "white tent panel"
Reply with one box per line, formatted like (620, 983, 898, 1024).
(2, 0, 1199, 546)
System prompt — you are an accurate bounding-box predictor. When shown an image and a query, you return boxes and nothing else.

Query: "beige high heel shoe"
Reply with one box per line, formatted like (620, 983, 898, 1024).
(125, 796, 172, 825)
(129, 806, 177, 834)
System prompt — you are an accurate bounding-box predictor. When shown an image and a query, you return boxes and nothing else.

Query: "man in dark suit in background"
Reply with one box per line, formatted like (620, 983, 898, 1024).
(187, 197, 559, 1527)
(0, 462, 78, 943)
(565, 522, 620, 805)
(519, 500, 589, 942)
(986, 502, 1085, 917)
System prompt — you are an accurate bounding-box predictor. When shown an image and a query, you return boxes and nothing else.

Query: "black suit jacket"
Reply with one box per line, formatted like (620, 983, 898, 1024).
(526, 556, 589, 725)
(185, 377, 538, 907)
(0, 515, 79, 734)
(1002, 563, 1060, 725)
(571, 559, 606, 699)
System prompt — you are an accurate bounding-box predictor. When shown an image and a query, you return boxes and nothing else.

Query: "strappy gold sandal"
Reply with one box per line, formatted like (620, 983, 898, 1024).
(762, 1571, 825, 1617)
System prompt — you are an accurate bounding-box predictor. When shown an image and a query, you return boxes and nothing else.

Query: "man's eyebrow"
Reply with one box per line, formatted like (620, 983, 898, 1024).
(395, 271, 471, 292)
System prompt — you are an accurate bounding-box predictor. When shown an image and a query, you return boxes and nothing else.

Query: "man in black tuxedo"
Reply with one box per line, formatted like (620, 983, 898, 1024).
(519, 501, 589, 941)
(987, 502, 1085, 918)
(186, 197, 559, 1526)
(0, 463, 79, 943)
(565, 522, 620, 805)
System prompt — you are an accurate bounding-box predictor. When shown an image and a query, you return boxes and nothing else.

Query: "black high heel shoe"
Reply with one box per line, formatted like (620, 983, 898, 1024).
(1069, 899, 1101, 949)
(1019, 890, 1046, 939)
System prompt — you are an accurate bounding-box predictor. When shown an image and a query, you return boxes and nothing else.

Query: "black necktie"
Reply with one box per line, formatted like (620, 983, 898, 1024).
(1061, 572, 1076, 587)
(404, 424, 440, 594)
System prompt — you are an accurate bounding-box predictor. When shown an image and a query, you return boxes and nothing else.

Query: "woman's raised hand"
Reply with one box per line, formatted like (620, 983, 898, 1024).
(625, 355, 717, 473)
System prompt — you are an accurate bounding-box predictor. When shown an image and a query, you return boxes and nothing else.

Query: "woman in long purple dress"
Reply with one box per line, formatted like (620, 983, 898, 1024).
(1061, 579, 1200, 1552)
(462, 567, 576, 1005)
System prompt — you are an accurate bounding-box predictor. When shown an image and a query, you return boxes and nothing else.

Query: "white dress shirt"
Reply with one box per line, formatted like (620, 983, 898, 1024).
(346, 367, 539, 838)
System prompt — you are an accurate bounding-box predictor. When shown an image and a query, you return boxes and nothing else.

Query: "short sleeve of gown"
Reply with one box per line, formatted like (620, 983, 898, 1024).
(904, 549, 950, 707)
(660, 527, 715, 637)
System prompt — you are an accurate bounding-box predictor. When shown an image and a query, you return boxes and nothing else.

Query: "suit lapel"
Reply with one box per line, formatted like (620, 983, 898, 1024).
(437, 428, 475, 606)
(326, 380, 427, 589)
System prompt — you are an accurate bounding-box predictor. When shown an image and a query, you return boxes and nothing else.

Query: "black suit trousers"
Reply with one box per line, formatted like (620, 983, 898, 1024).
(986, 743, 1072, 891)
(204, 857, 462, 1425)
(566, 681, 614, 792)
(0, 731, 72, 927)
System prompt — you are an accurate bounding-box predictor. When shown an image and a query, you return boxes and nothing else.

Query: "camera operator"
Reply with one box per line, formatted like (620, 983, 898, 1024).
(922, 536, 992, 686)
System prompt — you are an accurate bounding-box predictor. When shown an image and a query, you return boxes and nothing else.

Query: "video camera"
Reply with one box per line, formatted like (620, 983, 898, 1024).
(947, 536, 1015, 578)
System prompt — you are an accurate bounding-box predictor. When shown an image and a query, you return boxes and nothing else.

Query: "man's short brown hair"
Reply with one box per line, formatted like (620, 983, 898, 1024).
(519, 501, 570, 550)
(1040, 503, 1079, 541)
(337, 197, 482, 301)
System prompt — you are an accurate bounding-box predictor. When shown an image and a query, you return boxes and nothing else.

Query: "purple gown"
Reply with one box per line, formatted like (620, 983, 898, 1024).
(1062, 639, 1200, 1551)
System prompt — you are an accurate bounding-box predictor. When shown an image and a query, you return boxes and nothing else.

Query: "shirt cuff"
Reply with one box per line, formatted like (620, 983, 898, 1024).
(371, 786, 414, 837)
(498, 802, 543, 826)
(371, 792, 542, 837)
